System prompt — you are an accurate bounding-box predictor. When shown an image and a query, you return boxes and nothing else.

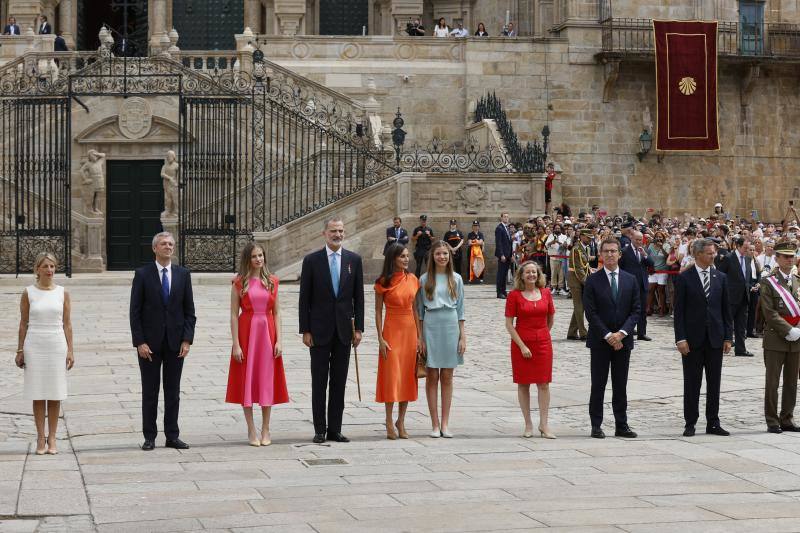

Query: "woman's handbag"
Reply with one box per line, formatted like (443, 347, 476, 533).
(416, 352, 427, 378)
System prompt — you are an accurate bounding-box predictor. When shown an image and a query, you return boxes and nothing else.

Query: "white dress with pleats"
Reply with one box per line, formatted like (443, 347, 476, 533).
(23, 285, 68, 400)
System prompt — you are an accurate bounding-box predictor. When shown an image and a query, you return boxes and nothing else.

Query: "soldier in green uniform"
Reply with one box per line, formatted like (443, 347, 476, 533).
(567, 229, 592, 340)
(759, 241, 800, 433)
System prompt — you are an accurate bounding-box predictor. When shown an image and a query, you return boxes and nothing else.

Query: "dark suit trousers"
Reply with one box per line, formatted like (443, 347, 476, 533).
(747, 292, 759, 335)
(453, 251, 463, 278)
(589, 345, 630, 428)
(636, 288, 647, 337)
(414, 253, 428, 277)
(732, 298, 749, 354)
(138, 338, 184, 441)
(682, 339, 722, 427)
(310, 335, 351, 434)
(496, 259, 510, 296)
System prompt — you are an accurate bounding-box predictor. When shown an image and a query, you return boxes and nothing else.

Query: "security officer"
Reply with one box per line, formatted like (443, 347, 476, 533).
(759, 241, 800, 433)
(443, 219, 465, 277)
(412, 215, 434, 277)
(567, 229, 592, 340)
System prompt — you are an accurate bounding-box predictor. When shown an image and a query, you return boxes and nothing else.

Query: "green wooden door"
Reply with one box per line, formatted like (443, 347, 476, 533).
(106, 160, 164, 270)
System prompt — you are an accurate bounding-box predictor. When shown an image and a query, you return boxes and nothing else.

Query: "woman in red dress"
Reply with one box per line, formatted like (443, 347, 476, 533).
(504, 260, 556, 439)
(226, 243, 289, 447)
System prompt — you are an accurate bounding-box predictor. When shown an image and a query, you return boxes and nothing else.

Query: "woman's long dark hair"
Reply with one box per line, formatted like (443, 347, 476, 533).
(377, 243, 407, 288)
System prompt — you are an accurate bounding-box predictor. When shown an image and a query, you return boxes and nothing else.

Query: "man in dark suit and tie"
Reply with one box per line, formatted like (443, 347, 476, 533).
(717, 236, 755, 356)
(37, 15, 51, 34)
(583, 237, 641, 439)
(384, 216, 409, 255)
(299, 217, 365, 444)
(674, 238, 733, 437)
(130, 232, 196, 451)
(494, 212, 513, 299)
(2, 17, 20, 35)
(619, 230, 653, 341)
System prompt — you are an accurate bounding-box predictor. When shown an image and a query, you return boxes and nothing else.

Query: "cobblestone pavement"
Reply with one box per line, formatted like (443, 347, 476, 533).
(1, 275, 800, 532)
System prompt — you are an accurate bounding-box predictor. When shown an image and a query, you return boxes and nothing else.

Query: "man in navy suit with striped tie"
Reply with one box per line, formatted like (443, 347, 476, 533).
(673, 238, 733, 437)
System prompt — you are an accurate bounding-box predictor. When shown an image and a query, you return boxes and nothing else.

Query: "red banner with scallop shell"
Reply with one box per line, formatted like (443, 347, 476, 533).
(654, 20, 719, 151)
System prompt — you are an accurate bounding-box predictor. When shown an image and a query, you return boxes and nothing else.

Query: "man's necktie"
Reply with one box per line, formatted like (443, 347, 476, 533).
(610, 272, 618, 302)
(740, 255, 746, 278)
(702, 270, 710, 299)
(396, 228, 400, 240)
(330, 253, 339, 297)
(161, 267, 169, 305)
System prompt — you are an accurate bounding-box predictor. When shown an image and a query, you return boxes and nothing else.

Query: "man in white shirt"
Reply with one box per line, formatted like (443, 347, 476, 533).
(449, 22, 469, 37)
(545, 224, 568, 295)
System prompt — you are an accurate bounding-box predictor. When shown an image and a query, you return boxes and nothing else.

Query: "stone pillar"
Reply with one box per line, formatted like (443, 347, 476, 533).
(72, 212, 105, 271)
(244, 0, 262, 34)
(274, 0, 306, 36)
(390, 0, 423, 36)
(56, 0, 74, 47)
(148, 0, 168, 52)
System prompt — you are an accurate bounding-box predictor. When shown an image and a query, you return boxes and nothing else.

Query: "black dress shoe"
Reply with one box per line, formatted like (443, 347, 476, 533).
(165, 438, 190, 449)
(637, 335, 652, 341)
(566, 335, 580, 340)
(615, 426, 638, 438)
(734, 351, 755, 357)
(141, 439, 155, 451)
(706, 425, 730, 436)
(497, 294, 507, 299)
(312, 433, 326, 444)
(579, 336, 587, 341)
(591, 427, 605, 439)
(683, 426, 695, 437)
(780, 424, 800, 432)
(768, 425, 784, 434)
(327, 432, 350, 442)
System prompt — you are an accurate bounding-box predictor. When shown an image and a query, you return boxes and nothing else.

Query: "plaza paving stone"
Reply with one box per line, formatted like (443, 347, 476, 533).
(0, 274, 797, 531)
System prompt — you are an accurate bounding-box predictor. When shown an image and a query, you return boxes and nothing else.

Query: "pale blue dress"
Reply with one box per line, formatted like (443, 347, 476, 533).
(416, 273, 465, 368)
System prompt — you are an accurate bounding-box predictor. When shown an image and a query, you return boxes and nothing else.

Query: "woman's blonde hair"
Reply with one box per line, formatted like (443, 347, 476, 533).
(237, 242, 274, 294)
(424, 240, 457, 301)
(513, 260, 546, 290)
(33, 252, 58, 281)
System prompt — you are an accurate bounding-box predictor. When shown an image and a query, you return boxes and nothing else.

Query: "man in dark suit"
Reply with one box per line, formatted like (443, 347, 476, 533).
(384, 216, 409, 255)
(717, 236, 756, 356)
(674, 238, 733, 437)
(583, 237, 641, 439)
(2, 17, 20, 35)
(37, 15, 51, 34)
(619, 230, 653, 341)
(299, 217, 365, 444)
(129, 232, 196, 451)
(494, 212, 513, 299)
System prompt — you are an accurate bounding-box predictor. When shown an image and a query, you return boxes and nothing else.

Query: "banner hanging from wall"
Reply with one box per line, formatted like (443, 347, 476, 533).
(654, 20, 719, 151)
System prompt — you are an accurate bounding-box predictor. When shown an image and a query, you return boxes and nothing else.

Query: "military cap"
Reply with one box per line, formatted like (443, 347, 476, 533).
(579, 229, 593, 237)
(621, 220, 634, 229)
(775, 242, 797, 256)
(449, 219, 457, 225)
(419, 214, 427, 220)
(472, 220, 480, 226)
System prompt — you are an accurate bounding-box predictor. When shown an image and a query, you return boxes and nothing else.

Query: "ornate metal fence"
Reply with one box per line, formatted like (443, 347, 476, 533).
(473, 92, 548, 174)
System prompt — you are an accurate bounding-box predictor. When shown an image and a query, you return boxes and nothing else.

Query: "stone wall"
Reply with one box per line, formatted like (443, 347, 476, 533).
(256, 171, 545, 280)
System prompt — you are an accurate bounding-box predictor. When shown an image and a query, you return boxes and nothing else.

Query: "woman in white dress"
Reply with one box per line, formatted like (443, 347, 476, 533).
(15, 252, 74, 455)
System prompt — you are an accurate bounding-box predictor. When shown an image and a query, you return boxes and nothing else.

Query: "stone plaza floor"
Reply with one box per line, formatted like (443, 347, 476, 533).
(1, 274, 800, 532)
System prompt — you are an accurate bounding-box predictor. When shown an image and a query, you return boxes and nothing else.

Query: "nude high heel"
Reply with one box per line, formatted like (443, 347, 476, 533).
(538, 425, 557, 439)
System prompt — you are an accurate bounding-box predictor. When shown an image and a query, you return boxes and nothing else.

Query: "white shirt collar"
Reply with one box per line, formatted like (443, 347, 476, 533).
(695, 264, 711, 275)
(603, 267, 620, 276)
(155, 260, 171, 273)
(325, 245, 341, 257)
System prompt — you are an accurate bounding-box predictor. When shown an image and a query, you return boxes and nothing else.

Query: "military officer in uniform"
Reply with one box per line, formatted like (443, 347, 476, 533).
(567, 229, 592, 340)
(759, 241, 800, 433)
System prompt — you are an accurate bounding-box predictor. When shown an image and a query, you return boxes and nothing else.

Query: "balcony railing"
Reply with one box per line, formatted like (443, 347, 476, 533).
(600, 18, 800, 59)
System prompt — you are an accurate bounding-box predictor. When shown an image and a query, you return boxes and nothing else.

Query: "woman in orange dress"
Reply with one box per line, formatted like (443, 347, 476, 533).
(226, 243, 289, 447)
(375, 243, 422, 440)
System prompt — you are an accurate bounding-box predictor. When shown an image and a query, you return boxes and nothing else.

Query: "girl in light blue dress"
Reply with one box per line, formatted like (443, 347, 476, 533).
(417, 241, 465, 438)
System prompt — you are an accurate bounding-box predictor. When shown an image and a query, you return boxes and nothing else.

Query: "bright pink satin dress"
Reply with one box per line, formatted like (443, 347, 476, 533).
(225, 276, 289, 407)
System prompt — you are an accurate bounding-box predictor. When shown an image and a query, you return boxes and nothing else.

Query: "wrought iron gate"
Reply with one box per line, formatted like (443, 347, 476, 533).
(179, 96, 254, 271)
(0, 97, 71, 275)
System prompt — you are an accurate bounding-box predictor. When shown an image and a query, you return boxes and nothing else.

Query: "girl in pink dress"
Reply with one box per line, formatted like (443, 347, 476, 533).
(226, 243, 289, 446)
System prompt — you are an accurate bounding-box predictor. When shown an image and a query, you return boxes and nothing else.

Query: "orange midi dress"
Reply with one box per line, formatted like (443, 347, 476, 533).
(374, 271, 420, 403)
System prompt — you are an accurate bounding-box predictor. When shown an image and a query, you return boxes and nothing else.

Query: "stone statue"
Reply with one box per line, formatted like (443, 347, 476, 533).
(80, 149, 106, 216)
(161, 150, 179, 218)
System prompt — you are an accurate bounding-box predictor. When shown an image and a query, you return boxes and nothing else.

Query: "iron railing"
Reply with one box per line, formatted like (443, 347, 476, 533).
(473, 92, 548, 173)
(600, 18, 800, 59)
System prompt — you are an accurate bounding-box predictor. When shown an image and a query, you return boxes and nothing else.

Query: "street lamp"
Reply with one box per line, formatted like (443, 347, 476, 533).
(391, 108, 406, 167)
(637, 129, 652, 161)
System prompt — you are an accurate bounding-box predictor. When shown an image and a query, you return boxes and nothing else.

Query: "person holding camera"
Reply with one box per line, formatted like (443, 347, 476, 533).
(646, 232, 670, 317)
(406, 18, 425, 36)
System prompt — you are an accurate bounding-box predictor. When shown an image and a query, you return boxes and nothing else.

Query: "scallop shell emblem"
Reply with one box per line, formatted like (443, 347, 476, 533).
(678, 77, 697, 95)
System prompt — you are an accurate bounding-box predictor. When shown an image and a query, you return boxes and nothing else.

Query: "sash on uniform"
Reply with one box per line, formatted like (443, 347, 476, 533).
(767, 276, 800, 325)
(469, 244, 485, 281)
